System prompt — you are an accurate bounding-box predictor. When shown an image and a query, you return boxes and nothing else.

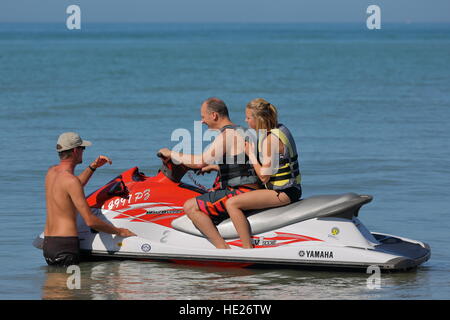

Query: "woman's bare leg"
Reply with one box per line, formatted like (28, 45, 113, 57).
(225, 190, 291, 248)
(225, 198, 254, 248)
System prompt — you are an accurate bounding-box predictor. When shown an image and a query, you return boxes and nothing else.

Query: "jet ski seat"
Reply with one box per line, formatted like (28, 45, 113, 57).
(171, 193, 373, 239)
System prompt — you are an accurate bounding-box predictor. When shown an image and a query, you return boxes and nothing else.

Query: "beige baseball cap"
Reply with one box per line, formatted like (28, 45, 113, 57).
(56, 132, 92, 152)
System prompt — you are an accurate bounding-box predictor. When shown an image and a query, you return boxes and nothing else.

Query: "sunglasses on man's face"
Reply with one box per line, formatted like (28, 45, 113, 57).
(77, 146, 86, 151)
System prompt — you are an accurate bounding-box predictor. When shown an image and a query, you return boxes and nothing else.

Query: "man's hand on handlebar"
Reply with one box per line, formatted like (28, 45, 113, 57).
(158, 148, 172, 161)
(157, 149, 202, 174)
(198, 164, 219, 175)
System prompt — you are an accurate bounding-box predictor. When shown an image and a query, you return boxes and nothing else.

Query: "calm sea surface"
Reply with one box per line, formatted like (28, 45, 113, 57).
(0, 23, 449, 300)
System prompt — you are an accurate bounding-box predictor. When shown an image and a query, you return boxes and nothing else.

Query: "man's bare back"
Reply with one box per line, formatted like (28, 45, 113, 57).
(45, 165, 81, 237)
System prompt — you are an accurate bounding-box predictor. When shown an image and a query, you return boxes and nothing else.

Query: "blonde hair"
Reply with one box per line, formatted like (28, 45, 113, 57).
(246, 98, 278, 132)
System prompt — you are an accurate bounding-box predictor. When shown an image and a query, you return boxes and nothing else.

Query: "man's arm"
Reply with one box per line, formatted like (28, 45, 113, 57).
(77, 155, 112, 187)
(159, 132, 226, 169)
(67, 176, 135, 237)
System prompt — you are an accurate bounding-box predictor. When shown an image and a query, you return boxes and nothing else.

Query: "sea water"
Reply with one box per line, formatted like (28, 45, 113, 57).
(0, 23, 449, 300)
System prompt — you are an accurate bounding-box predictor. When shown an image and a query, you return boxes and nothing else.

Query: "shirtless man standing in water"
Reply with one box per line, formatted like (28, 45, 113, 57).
(44, 132, 135, 267)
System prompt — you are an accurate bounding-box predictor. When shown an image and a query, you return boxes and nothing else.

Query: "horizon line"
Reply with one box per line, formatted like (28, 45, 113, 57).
(1, 21, 450, 24)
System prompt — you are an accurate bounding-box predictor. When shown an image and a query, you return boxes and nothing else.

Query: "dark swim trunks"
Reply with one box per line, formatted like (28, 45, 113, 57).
(196, 186, 256, 225)
(278, 186, 302, 204)
(43, 236, 80, 267)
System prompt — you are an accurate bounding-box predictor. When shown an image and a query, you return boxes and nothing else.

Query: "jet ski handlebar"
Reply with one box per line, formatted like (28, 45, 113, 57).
(156, 151, 166, 159)
(156, 152, 199, 183)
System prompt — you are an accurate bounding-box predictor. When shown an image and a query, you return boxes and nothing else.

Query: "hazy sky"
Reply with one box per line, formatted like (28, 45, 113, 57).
(1, 0, 449, 23)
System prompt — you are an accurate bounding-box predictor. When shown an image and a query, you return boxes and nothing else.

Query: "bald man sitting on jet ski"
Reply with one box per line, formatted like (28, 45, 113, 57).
(158, 97, 261, 249)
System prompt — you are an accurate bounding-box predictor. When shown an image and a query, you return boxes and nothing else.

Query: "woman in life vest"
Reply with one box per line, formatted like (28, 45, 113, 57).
(224, 98, 302, 248)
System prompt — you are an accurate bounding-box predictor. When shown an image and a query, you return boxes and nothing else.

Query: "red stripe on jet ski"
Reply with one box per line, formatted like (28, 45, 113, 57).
(275, 232, 323, 242)
(121, 209, 147, 216)
(142, 214, 183, 228)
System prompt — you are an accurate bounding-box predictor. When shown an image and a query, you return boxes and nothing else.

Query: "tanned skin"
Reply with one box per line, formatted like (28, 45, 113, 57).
(45, 147, 135, 238)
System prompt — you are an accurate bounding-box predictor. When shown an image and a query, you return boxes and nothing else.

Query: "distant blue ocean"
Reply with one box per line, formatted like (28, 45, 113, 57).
(0, 23, 449, 299)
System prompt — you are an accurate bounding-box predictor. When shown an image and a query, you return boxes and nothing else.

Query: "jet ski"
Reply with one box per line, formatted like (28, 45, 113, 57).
(33, 154, 431, 271)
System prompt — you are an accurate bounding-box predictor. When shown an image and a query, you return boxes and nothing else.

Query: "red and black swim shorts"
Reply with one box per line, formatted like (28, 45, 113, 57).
(195, 186, 255, 225)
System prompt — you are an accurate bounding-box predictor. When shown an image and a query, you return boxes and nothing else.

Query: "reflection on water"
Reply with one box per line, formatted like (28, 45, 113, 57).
(42, 268, 79, 300)
(40, 260, 431, 300)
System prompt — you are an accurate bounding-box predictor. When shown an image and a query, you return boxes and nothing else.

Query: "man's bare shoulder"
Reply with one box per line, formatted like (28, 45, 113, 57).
(59, 173, 84, 198)
(47, 166, 80, 186)
(222, 127, 247, 137)
(46, 165, 57, 174)
(221, 127, 247, 145)
(46, 165, 59, 181)
(63, 172, 82, 186)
